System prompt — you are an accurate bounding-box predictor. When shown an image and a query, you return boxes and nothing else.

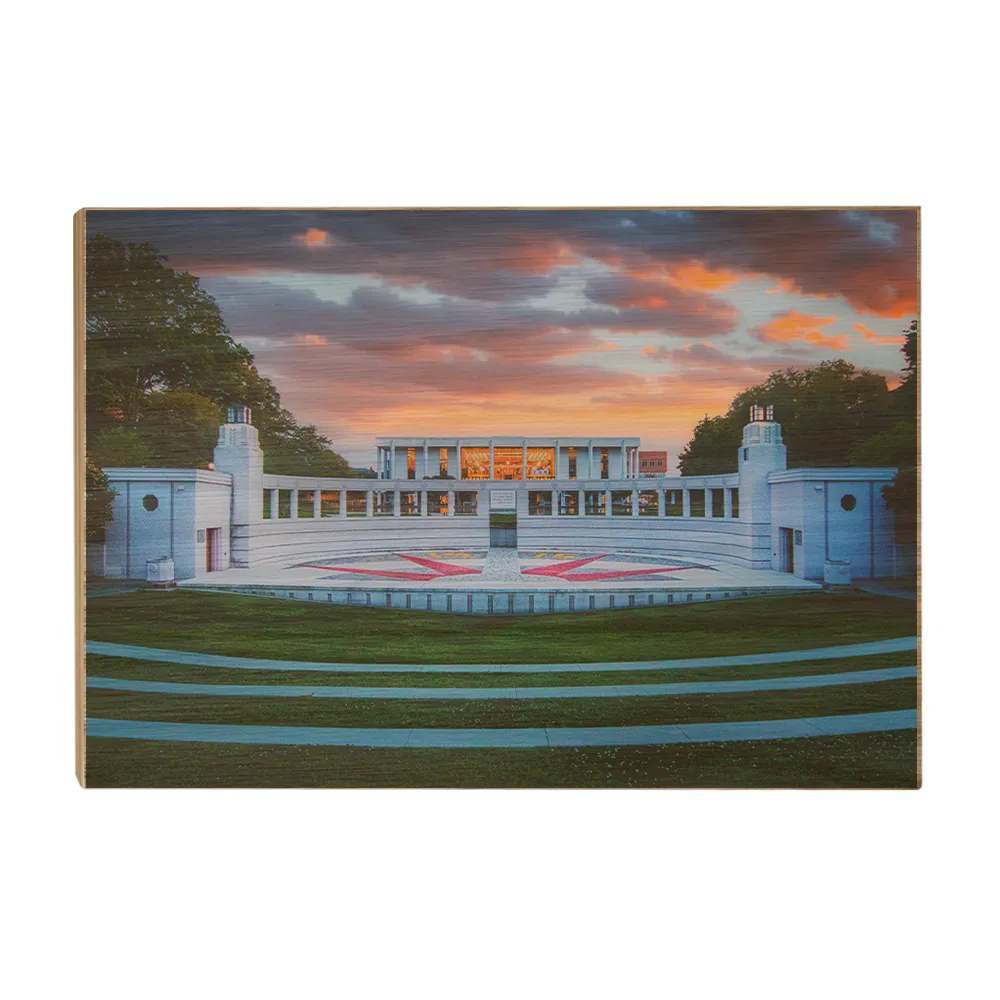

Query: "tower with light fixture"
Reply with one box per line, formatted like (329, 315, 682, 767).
(213, 405, 263, 567)
(738, 404, 786, 567)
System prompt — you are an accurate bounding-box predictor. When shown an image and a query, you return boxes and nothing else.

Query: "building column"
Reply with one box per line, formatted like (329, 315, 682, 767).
(682, 489, 691, 518)
(553, 439, 560, 480)
(313, 488, 322, 518)
(290, 488, 299, 518)
(620, 439, 626, 478)
(393, 490, 400, 516)
(365, 490, 373, 517)
(660, 489, 667, 517)
(269, 488, 279, 520)
(489, 441, 495, 481)
(339, 489, 347, 518)
(588, 440, 594, 479)
(521, 439, 527, 481)
(705, 488, 713, 518)
(724, 488, 733, 519)
(578, 489, 585, 517)
(422, 439, 429, 480)
(387, 440, 394, 479)
(447, 490, 454, 516)
(420, 490, 427, 516)
(605, 489, 612, 517)
(631, 488, 639, 517)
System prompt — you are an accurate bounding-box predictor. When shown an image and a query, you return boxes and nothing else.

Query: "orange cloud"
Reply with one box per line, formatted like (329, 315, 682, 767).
(665, 262, 741, 292)
(854, 322, 906, 345)
(301, 334, 328, 346)
(753, 310, 849, 350)
(293, 228, 333, 248)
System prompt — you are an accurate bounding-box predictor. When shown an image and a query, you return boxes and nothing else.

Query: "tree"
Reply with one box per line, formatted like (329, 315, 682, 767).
(90, 426, 151, 468)
(677, 360, 893, 475)
(85, 458, 116, 542)
(86, 234, 360, 476)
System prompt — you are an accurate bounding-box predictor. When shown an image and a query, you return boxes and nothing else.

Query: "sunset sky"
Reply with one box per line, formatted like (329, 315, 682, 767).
(88, 209, 918, 471)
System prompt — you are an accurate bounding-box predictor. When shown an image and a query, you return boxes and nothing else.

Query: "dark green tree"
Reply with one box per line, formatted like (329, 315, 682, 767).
(86, 234, 359, 476)
(85, 458, 116, 542)
(677, 360, 893, 475)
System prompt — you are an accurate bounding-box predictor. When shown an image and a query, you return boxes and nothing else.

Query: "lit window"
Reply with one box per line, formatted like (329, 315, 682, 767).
(526, 447, 554, 480)
(460, 446, 490, 480)
(567, 447, 576, 479)
(439, 447, 448, 477)
(407, 447, 416, 480)
(493, 447, 523, 480)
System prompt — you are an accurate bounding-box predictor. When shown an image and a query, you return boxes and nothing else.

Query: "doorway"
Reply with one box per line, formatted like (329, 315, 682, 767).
(489, 511, 517, 548)
(779, 527, 794, 574)
(206, 527, 221, 572)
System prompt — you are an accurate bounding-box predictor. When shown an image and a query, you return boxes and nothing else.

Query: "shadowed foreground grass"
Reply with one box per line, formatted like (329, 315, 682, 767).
(85, 731, 918, 788)
(86, 589, 917, 664)
(86, 677, 916, 729)
(86, 650, 916, 688)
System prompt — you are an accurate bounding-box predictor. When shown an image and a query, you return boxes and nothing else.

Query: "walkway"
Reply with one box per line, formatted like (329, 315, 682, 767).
(85, 636, 918, 674)
(87, 709, 917, 748)
(87, 665, 916, 700)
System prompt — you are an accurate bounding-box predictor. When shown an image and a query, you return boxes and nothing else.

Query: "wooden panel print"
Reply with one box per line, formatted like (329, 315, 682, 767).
(76, 208, 919, 788)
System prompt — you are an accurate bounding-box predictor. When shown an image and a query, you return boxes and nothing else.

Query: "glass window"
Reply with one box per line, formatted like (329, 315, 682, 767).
(493, 447, 523, 480)
(638, 490, 659, 516)
(455, 490, 477, 516)
(427, 491, 449, 516)
(528, 491, 553, 515)
(526, 447, 554, 480)
(600, 448, 609, 479)
(558, 490, 579, 515)
(439, 447, 448, 477)
(346, 490, 367, 516)
(567, 447, 576, 479)
(407, 447, 416, 480)
(611, 490, 632, 516)
(585, 490, 606, 516)
(461, 446, 490, 480)
(373, 490, 394, 516)
(399, 491, 419, 516)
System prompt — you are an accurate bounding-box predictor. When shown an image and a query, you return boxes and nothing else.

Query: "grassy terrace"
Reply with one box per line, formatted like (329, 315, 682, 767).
(85, 731, 918, 788)
(86, 590, 917, 664)
(86, 679, 915, 729)
(85, 649, 916, 688)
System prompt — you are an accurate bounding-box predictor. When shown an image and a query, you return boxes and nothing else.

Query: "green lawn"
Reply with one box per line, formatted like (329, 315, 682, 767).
(85, 730, 918, 788)
(85, 649, 916, 688)
(86, 589, 917, 665)
(86, 677, 915, 730)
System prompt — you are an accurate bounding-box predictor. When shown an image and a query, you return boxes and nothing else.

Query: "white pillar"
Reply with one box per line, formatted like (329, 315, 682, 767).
(365, 490, 373, 517)
(588, 440, 594, 479)
(724, 488, 733, 519)
(313, 488, 322, 518)
(489, 441, 495, 481)
(554, 439, 560, 480)
(290, 488, 299, 518)
(605, 489, 612, 517)
(620, 439, 626, 479)
(660, 489, 667, 517)
(705, 488, 713, 518)
(420, 490, 427, 516)
(269, 488, 279, 520)
(393, 490, 400, 516)
(631, 488, 639, 517)
(339, 489, 347, 518)
(578, 489, 585, 517)
(447, 489, 454, 516)
(522, 439, 527, 481)
(423, 440, 429, 479)
(683, 489, 691, 518)
(388, 440, 394, 479)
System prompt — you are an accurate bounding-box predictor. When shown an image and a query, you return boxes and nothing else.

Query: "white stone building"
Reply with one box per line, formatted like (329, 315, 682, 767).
(96, 404, 905, 585)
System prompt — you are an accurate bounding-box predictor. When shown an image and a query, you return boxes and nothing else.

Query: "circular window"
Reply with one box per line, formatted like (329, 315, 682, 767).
(840, 493, 857, 512)
(142, 494, 159, 512)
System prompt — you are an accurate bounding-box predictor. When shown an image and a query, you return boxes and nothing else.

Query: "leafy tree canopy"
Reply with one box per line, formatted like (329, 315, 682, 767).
(85, 458, 116, 542)
(86, 235, 358, 477)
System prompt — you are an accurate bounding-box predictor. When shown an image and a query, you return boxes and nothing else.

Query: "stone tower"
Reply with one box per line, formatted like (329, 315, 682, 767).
(213, 405, 263, 567)
(737, 404, 786, 568)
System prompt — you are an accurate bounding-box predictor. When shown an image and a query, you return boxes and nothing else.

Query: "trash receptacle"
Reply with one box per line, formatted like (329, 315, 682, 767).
(146, 557, 175, 585)
(823, 559, 852, 587)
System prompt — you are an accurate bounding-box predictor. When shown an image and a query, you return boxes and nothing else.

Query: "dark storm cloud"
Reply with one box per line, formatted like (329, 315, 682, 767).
(86, 208, 918, 316)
